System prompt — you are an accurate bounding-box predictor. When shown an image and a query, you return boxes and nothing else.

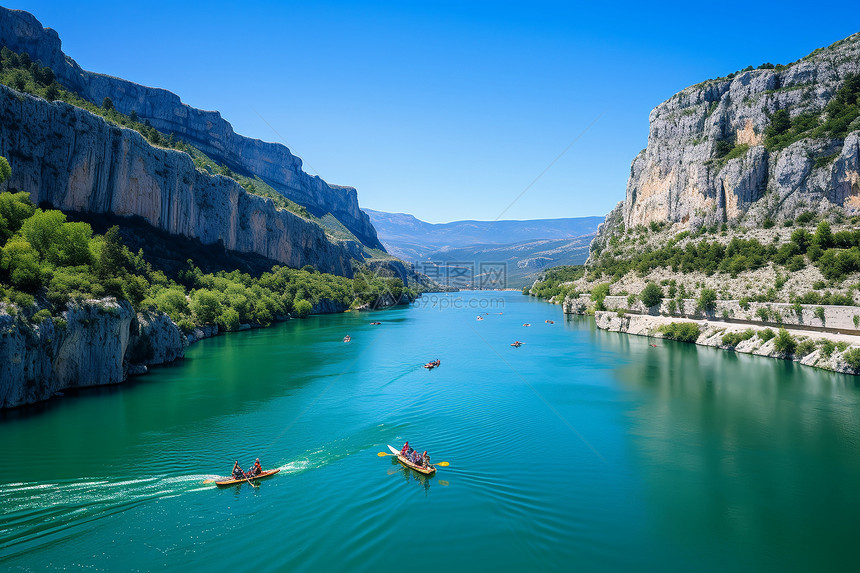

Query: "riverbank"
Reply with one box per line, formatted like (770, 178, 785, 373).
(0, 293, 417, 409)
(592, 310, 860, 375)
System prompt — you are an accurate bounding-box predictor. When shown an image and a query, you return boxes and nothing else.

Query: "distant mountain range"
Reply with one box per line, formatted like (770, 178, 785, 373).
(363, 209, 601, 288)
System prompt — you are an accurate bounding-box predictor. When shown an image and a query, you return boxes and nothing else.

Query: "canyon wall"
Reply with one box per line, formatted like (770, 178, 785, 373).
(0, 84, 354, 276)
(0, 6, 383, 249)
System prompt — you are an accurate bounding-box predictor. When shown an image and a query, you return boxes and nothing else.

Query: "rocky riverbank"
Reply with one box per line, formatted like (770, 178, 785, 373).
(591, 310, 860, 376)
(0, 293, 397, 409)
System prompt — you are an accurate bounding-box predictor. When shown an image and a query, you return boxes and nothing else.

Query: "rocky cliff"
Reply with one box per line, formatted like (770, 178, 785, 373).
(0, 84, 354, 276)
(0, 6, 383, 250)
(591, 32, 860, 255)
(0, 299, 184, 408)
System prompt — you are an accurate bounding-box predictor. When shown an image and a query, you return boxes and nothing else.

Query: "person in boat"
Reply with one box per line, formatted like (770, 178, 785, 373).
(401, 442, 409, 456)
(249, 458, 262, 477)
(411, 450, 421, 465)
(422, 451, 430, 468)
(232, 461, 245, 480)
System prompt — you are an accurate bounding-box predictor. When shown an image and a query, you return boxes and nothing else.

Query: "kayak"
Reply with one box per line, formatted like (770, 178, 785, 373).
(388, 445, 436, 475)
(215, 468, 280, 487)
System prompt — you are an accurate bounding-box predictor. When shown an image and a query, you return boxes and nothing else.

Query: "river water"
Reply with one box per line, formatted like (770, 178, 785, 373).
(2, 291, 859, 571)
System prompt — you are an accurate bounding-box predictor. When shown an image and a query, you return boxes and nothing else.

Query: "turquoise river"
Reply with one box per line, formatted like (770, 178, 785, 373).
(2, 291, 860, 571)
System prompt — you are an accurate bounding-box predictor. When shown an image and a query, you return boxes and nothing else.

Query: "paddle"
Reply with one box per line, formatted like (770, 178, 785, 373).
(377, 452, 449, 467)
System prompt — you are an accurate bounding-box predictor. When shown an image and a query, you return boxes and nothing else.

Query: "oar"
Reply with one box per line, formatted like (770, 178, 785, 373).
(377, 452, 450, 467)
(245, 475, 259, 488)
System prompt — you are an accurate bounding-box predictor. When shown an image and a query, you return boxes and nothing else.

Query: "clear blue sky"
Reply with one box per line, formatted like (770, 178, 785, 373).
(10, 1, 860, 223)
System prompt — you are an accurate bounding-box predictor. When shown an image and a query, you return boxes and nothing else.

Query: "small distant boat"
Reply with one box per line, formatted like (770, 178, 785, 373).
(545, 320, 554, 324)
(511, 341, 524, 348)
(343, 335, 351, 342)
(523, 323, 531, 327)
(214, 469, 280, 487)
(476, 316, 484, 321)
(370, 321, 382, 325)
(387, 445, 436, 475)
(423, 359, 441, 369)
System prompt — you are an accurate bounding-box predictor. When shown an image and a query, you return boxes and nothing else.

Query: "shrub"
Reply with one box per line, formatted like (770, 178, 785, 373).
(667, 299, 677, 314)
(640, 282, 663, 308)
(0, 156, 10, 183)
(796, 339, 816, 357)
(843, 347, 860, 370)
(658, 322, 701, 343)
(756, 307, 771, 321)
(216, 307, 241, 331)
(758, 328, 776, 342)
(773, 328, 797, 354)
(837, 341, 849, 352)
(814, 307, 826, 323)
(294, 298, 312, 317)
(591, 283, 610, 311)
(722, 329, 755, 347)
(627, 293, 637, 308)
(818, 339, 836, 358)
(32, 308, 51, 324)
(698, 288, 717, 313)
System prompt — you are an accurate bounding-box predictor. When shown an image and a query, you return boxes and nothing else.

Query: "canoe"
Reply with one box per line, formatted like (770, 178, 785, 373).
(215, 468, 280, 487)
(388, 445, 436, 475)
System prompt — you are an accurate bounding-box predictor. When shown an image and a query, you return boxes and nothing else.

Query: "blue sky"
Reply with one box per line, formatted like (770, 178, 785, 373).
(11, 1, 860, 222)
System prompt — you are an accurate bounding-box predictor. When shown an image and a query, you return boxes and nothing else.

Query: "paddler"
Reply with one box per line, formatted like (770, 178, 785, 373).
(401, 441, 409, 456)
(249, 458, 262, 477)
(422, 451, 430, 467)
(232, 461, 245, 480)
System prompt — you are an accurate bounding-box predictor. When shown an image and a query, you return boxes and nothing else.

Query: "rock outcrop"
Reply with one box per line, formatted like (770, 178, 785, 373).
(0, 6, 383, 250)
(0, 84, 353, 276)
(591, 32, 860, 254)
(0, 299, 136, 408)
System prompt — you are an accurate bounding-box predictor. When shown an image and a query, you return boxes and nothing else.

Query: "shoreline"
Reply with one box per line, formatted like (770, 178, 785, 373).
(591, 310, 860, 376)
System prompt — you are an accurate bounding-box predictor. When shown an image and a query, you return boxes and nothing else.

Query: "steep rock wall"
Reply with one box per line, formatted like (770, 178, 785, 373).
(0, 6, 383, 249)
(0, 84, 353, 276)
(612, 33, 860, 237)
(0, 300, 134, 408)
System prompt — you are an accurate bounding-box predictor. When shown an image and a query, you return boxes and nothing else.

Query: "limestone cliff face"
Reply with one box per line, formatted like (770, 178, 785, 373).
(0, 300, 134, 408)
(0, 7, 383, 250)
(0, 84, 353, 276)
(597, 32, 860, 249)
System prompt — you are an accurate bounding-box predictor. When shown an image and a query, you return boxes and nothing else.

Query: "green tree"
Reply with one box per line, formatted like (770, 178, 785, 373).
(294, 298, 312, 317)
(640, 282, 664, 308)
(217, 307, 241, 331)
(102, 97, 114, 111)
(0, 236, 42, 290)
(812, 220, 833, 250)
(773, 328, 797, 355)
(698, 288, 717, 313)
(0, 156, 10, 184)
(191, 289, 222, 324)
(590, 282, 611, 311)
(44, 82, 59, 101)
(97, 226, 128, 279)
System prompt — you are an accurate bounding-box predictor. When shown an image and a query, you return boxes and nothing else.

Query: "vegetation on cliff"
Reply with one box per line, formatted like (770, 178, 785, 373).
(1, 171, 414, 332)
